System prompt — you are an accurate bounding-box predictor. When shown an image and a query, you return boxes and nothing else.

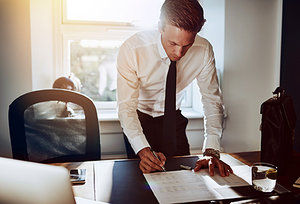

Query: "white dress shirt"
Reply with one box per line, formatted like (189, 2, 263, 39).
(117, 30, 224, 154)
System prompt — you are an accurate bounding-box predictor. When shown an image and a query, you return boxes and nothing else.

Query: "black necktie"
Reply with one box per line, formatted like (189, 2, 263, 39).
(162, 60, 177, 156)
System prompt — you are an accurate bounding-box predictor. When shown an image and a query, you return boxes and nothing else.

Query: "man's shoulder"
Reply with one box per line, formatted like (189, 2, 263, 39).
(193, 35, 212, 49)
(123, 30, 159, 48)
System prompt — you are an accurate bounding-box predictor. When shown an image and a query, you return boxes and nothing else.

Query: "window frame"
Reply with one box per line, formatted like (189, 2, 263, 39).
(54, 0, 200, 115)
(62, 0, 134, 26)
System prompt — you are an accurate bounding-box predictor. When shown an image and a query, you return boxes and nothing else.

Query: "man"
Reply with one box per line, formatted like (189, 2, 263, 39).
(117, 0, 232, 176)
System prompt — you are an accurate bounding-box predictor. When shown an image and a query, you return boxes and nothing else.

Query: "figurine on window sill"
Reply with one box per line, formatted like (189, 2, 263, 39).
(52, 74, 82, 117)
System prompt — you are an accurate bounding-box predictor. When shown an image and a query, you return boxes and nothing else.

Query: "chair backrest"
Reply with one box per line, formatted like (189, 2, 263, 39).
(9, 89, 101, 163)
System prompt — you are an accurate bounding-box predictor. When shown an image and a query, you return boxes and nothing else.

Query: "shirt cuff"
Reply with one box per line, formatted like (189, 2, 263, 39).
(202, 134, 221, 152)
(129, 135, 151, 154)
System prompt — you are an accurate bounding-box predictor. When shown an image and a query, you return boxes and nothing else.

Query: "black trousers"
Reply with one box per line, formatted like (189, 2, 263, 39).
(123, 109, 190, 158)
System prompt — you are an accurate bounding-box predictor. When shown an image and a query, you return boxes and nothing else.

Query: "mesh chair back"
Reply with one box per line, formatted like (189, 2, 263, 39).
(9, 89, 101, 163)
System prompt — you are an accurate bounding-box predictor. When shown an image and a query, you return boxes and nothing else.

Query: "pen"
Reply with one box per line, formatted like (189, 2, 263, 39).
(180, 164, 193, 170)
(152, 151, 166, 172)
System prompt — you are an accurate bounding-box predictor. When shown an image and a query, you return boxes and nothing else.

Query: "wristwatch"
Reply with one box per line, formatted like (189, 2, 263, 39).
(203, 149, 220, 159)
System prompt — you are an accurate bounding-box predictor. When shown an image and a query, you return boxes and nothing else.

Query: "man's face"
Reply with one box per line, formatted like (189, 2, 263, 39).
(159, 23, 197, 61)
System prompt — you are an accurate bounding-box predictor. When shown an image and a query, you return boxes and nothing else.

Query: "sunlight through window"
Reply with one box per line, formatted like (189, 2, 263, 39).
(57, 0, 193, 109)
(66, 0, 163, 27)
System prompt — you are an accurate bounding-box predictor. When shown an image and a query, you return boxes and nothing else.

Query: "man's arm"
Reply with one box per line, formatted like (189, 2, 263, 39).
(196, 42, 224, 152)
(194, 41, 232, 176)
(117, 42, 149, 154)
(117, 42, 165, 173)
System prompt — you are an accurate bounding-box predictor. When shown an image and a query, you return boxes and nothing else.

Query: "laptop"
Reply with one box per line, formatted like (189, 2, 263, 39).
(0, 157, 106, 204)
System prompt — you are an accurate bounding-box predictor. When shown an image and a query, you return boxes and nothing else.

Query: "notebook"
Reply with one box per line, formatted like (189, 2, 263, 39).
(0, 157, 106, 204)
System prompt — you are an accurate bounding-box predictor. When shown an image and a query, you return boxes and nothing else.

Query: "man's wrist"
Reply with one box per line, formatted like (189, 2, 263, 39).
(203, 148, 220, 159)
(137, 147, 151, 159)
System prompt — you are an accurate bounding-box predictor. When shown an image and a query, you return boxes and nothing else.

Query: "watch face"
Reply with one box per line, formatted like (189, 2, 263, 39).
(204, 149, 220, 159)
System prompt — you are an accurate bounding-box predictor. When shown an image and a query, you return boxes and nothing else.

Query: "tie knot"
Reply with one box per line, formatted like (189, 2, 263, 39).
(169, 61, 176, 70)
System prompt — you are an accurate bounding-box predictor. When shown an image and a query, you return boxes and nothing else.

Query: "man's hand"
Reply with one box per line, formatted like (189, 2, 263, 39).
(137, 147, 166, 173)
(194, 156, 233, 177)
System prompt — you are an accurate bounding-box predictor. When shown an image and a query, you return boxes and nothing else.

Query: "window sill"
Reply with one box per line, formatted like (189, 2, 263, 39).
(97, 110, 119, 121)
(97, 108, 204, 122)
(181, 108, 204, 119)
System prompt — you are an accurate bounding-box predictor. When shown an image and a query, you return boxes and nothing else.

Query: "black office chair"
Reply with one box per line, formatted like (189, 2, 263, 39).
(9, 89, 101, 163)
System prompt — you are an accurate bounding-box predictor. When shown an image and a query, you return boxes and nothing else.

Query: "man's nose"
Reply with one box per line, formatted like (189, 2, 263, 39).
(175, 46, 183, 57)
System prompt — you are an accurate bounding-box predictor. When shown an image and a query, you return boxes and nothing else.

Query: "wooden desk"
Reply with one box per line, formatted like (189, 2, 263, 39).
(54, 151, 300, 203)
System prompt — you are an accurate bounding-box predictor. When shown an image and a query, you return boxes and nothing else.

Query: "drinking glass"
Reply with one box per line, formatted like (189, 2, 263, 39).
(251, 162, 277, 192)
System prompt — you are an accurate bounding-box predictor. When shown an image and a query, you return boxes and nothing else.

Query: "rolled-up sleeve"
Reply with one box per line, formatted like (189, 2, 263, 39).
(196, 43, 225, 152)
(117, 42, 150, 154)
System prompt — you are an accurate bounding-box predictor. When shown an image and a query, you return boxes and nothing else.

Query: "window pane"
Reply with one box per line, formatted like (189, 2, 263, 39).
(64, 0, 193, 108)
(65, 0, 164, 27)
(69, 39, 192, 106)
(70, 40, 121, 101)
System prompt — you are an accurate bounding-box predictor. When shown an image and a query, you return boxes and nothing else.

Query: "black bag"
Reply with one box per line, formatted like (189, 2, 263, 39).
(260, 87, 297, 174)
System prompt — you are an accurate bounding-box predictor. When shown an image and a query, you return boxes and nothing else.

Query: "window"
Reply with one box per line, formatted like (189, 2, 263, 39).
(54, 0, 200, 114)
(63, 0, 162, 26)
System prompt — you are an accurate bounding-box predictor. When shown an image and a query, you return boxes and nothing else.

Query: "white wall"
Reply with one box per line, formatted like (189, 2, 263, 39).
(30, 0, 54, 89)
(222, 0, 282, 152)
(0, 0, 32, 157)
(200, 0, 225, 83)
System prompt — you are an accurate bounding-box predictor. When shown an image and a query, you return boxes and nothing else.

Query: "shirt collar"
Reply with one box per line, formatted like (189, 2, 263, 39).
(157, 33, 168, 60)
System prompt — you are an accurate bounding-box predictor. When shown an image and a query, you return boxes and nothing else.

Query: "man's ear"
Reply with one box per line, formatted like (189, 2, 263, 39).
(199, 19, 207, 32)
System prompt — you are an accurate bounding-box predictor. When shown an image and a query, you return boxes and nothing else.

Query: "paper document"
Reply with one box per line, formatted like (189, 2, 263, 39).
(144, 155, 252, 203)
